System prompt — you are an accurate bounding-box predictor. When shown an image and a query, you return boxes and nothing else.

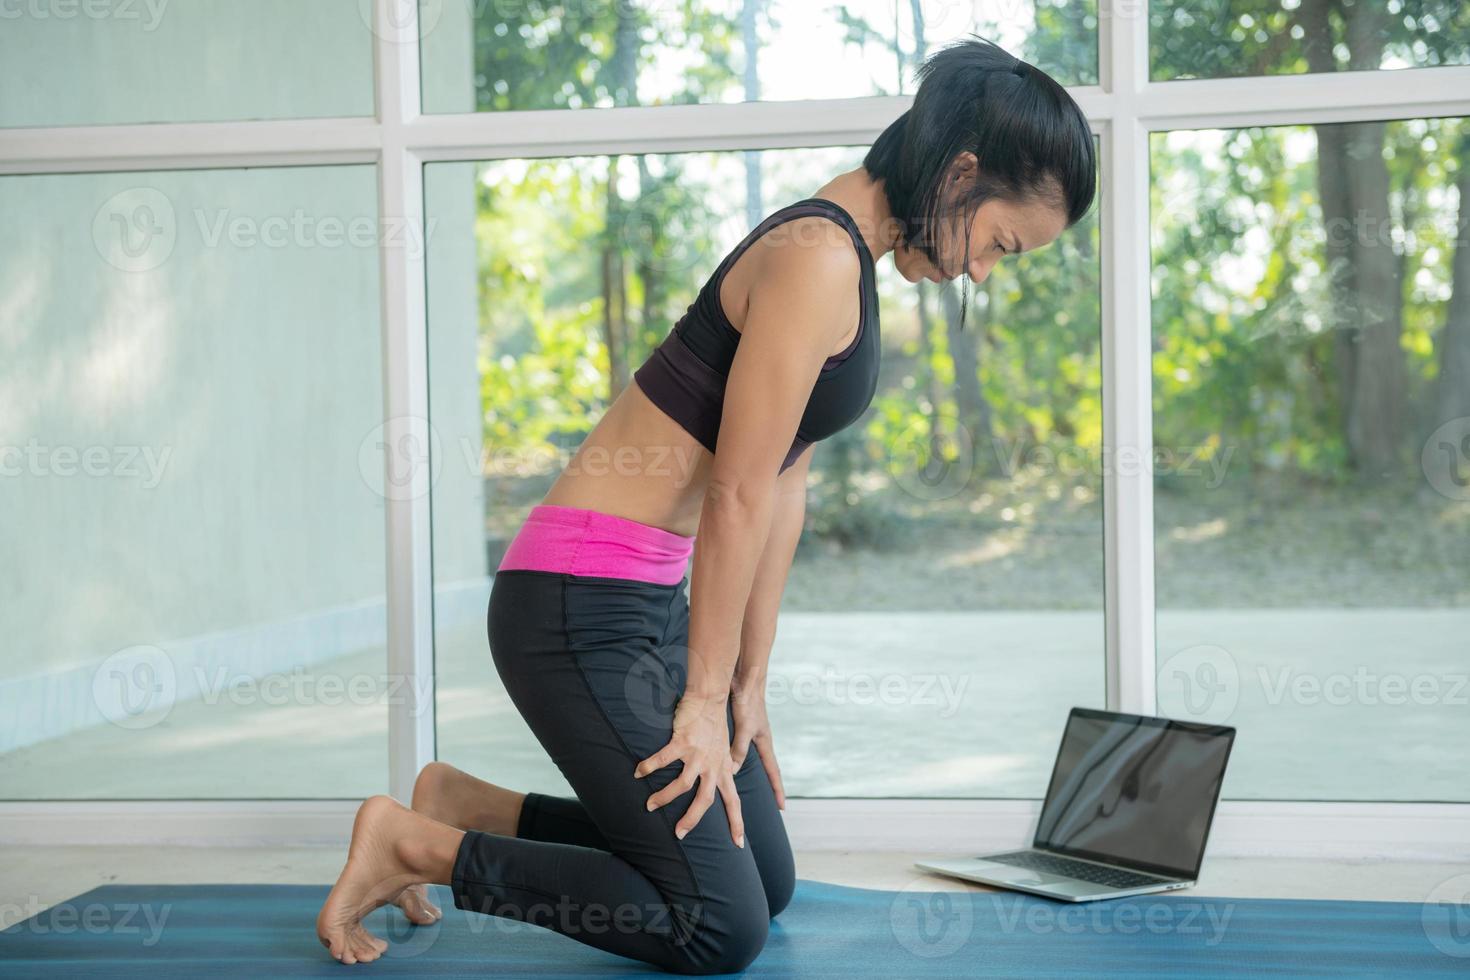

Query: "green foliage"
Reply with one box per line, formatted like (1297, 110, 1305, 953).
(801, 487, 914, 553)
(1151, 117, 1464, 478)
(454, 2, 1470, 542)
(801, 432, 916, 554)
(1149, 0, 1470, 80)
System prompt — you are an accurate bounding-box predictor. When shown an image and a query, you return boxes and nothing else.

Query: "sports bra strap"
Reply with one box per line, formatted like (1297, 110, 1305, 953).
(720, 197, 871, 286)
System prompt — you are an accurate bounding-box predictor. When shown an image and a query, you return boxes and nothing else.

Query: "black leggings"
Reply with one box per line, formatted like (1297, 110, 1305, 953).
(449, 568, 794, 975)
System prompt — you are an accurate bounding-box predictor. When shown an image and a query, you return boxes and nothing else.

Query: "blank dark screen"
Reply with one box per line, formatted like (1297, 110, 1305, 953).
(1034, 714, 1232, 877)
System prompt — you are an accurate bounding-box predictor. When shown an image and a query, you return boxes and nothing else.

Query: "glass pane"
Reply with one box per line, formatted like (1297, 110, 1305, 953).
(1150, 117, 1470, 801)
(420, 0, 1097, 115)
(427, 147, 1103, 799)
(0, 0, 374, 127)
(0, 165, 387, 799)
(1150, 0, 1470, 81)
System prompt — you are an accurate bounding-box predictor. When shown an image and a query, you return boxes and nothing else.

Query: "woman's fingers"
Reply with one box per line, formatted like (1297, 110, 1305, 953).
(642, 751, 746, 847)
(675, 775, 718, 840)
(633, 742, 679, 779)
(720, 769, 746, 847)
(644, 764, 698, 811)
(755, 732, 786, 810)
(729, 724, 752, 769)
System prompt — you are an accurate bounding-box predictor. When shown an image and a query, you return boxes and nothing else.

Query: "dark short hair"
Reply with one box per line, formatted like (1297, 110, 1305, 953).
(863, 35, 1097, 325)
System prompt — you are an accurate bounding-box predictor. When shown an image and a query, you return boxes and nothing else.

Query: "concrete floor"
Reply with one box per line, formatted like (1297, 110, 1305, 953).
(2, 844, 1466, 930)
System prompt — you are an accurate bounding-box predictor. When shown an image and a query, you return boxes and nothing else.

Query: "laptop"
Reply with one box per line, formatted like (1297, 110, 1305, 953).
(915, 707, 1236, 902)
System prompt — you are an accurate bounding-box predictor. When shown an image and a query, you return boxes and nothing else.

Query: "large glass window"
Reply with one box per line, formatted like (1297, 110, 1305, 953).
(419, 0, 1098, 115)
(425, 145, 1104, 799)
(0, 1, 375, 127)
(1150, 0, 1470, 81)
(0, 165, 389, 799)
(4, 0, 1459, 817)
(1150, 116, 1470, 801)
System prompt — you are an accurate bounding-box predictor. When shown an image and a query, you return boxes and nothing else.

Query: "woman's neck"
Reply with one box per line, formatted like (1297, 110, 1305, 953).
(814, 167, 903, 262)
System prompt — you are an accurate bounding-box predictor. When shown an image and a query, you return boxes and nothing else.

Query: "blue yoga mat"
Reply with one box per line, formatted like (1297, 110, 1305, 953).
(2, 879, 1466, 978)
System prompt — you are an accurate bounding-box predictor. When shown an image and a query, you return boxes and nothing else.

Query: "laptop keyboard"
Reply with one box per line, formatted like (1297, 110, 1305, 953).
(984, 850, 1168, 889)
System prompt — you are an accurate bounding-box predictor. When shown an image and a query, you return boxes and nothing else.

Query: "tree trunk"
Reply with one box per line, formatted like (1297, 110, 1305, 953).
(1341, 119, 1406, 476)
(907, 0, 926, 64)
(601, 3, 642, 400)
(1436, 133, 1470, 429)
(636, 156, 660, 372)
(904, 0, 991, 470)
(742, 0, 765, 229)
(601, 175, 629, 401)
(913, 283, 945, 460)
(1296, 0, 1404, 477)
(940, 280, 994, 467)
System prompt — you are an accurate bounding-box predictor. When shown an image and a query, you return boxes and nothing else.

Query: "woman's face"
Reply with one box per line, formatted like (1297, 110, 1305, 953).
(892, 172, 1070, 286)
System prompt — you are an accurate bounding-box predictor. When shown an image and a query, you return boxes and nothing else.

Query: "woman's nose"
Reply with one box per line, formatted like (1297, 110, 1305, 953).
(969, 254, 999, 284)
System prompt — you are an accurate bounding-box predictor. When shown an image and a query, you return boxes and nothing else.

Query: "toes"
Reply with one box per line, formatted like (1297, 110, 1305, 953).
(349, 925, 387, 962)
(398, 885, 442, 925)
(322, 925, 381, 965)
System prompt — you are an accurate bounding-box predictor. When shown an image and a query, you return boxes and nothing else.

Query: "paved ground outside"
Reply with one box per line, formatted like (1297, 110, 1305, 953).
(2, 601, 1464, 803)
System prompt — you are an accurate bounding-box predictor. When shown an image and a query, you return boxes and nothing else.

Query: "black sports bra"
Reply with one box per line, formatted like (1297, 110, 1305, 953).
(631, 197, 881, 473)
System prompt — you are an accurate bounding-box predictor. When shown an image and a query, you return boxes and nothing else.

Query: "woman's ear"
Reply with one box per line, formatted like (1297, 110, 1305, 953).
(948, 150, 979, 184)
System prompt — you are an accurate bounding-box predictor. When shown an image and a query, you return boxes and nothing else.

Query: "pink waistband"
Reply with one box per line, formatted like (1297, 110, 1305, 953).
(496, 504, 695, 586)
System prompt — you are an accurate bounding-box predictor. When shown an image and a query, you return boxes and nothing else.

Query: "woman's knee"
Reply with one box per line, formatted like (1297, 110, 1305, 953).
(755, 827, 796, 918)
(663, 879, 771, 976)
(681, 905, 770, 975)
(764, 862, 796, 919)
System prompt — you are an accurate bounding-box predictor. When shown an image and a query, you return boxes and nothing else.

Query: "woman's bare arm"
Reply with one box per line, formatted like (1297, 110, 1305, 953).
(726, 444, 810, 810)
(684, 231, 858, 702)
(634, 218, 861, 842)
(734, 444, 811, 689)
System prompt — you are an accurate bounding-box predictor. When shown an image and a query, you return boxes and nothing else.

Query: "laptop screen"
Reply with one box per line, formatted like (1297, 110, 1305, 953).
(1033, 709, 1235, 880)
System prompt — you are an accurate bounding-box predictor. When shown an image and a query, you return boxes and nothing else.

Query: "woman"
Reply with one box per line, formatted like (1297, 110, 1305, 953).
(317, 34, 1095, 974)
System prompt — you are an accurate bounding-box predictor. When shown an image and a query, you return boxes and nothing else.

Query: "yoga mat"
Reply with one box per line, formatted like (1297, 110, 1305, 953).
(2, 879, 1466, 978)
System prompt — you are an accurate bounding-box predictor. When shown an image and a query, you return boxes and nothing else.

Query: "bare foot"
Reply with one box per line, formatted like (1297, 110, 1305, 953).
(392, 884, 441, 926)
(409, 760, 524, 836)
(317, 795, 443, 964)
(388, 761, 525, 924)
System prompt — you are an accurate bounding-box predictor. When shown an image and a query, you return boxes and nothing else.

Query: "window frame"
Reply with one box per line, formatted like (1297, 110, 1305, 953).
(1, 2, 1467, 854)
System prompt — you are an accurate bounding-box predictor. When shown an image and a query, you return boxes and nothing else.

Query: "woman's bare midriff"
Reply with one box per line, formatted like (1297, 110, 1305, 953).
(540, 381, 715, 537)
(540, 210, 861, 538)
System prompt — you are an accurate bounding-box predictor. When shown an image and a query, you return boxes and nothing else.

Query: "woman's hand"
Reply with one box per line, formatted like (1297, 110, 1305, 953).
(729, 675, 786, 811)
(634, 692, 745, 847)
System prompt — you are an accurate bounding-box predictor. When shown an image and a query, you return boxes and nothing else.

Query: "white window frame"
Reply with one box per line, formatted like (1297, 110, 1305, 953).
(2, 2, 1468, 857)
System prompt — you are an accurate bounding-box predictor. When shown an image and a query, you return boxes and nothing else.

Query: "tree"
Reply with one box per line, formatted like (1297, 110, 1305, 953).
(1149, 0, 1469, 481)
(1437, 133, 1470, 431)
(1295, 0, 1404, 477)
